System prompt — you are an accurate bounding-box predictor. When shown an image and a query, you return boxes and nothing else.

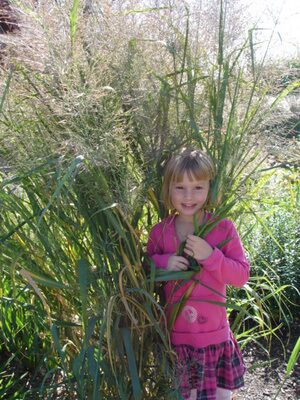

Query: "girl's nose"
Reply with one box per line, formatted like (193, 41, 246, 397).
(184, 189, 192, 199)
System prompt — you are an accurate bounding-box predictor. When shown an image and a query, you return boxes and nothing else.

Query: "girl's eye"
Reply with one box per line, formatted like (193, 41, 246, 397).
(175, 186, 183, 190)
(195, 186, 203, 190)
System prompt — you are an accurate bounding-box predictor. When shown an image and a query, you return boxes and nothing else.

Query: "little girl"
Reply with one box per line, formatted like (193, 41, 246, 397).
(147, 148, 249, 400)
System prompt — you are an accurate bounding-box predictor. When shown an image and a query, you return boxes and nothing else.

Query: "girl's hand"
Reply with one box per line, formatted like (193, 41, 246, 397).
(184, 235, 213, 261)
(167, 255, 189, 271)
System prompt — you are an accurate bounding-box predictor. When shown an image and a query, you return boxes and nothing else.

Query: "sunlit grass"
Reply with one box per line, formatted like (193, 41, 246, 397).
(0, 0, 299, 398)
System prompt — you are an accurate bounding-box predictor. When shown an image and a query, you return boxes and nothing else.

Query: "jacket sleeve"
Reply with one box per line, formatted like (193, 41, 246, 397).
(147, 224, 173, 269)
(200, 220, 250, 287)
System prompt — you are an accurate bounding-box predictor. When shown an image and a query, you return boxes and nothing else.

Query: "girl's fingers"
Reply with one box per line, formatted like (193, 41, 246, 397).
(185, 252, 195, 260)
(186, 234, 197, 242)
(173, 265, 184, 271)
(184, 245, 194, 253)
(185, 240, 195, 249)
(184, 244, 193, 252)
(177, 260, 188, 270)
(186, 235, 204, 245)
(178, 256, 189, 265)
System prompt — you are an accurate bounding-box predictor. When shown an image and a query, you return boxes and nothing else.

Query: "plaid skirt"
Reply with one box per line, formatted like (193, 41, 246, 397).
(173, 336, 245, 400)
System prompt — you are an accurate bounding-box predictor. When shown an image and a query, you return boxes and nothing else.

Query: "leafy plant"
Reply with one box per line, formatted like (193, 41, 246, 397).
(243, 169, 300, 308)
(0, 1, 299, 398)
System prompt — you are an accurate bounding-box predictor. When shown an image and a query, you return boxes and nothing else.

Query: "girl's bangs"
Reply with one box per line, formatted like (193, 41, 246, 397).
(174, 165, 211, 182)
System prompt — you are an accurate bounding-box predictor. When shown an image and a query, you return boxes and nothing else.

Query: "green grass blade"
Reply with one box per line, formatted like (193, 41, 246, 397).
(38, 156, 84, 224)
(70, 0, 79, 49)
(121, 327, 142, 400)
(286, 336, 300, 375)
(77, 259, 89, 335)
(0, 68, 13, 114)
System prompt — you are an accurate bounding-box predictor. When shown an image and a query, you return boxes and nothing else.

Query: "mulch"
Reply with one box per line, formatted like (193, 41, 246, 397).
(235, 322, 300, 400)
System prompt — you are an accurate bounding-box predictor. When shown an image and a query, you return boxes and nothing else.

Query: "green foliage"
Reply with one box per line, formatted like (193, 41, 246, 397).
(244, 170, 300, 308)
(1, 158, 295, 397)
(0, 279, 52, 399)
(0, 0, 299, 398)
(255, 208, 300, 301)
(0, 158, 177, 399)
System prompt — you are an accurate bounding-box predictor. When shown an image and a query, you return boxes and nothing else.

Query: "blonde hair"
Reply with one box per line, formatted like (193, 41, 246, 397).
(162, 148, 215, 210)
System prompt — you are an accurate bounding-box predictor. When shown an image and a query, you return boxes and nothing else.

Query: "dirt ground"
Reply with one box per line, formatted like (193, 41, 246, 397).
(235, 324, 300, 400)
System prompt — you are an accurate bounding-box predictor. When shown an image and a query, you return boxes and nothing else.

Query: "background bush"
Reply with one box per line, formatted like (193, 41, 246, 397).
(244, 170, 300, 308)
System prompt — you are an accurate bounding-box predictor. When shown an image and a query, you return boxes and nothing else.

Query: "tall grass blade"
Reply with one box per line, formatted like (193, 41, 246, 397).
(77, 259, 89, 335)
(70, 0, 80, 49)
(121, 327, 142, 400)
(38, 155, 84, 224)
(272, 336, 300, 399)
(286, 337, 300, 375)
(0, 68, 13, 114)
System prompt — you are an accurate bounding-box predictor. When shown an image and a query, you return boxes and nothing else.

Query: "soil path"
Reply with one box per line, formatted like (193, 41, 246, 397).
(235, 324, 300, 400)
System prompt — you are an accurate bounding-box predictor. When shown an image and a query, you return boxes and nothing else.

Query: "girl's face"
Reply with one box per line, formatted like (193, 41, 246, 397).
(170, 171, 210, 220)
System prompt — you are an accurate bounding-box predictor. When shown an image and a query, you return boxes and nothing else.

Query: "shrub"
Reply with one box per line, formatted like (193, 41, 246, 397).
(244, 170, 300, 311)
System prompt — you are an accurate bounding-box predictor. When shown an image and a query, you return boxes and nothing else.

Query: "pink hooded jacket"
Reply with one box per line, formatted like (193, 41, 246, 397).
(147, 214, 250, 348)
